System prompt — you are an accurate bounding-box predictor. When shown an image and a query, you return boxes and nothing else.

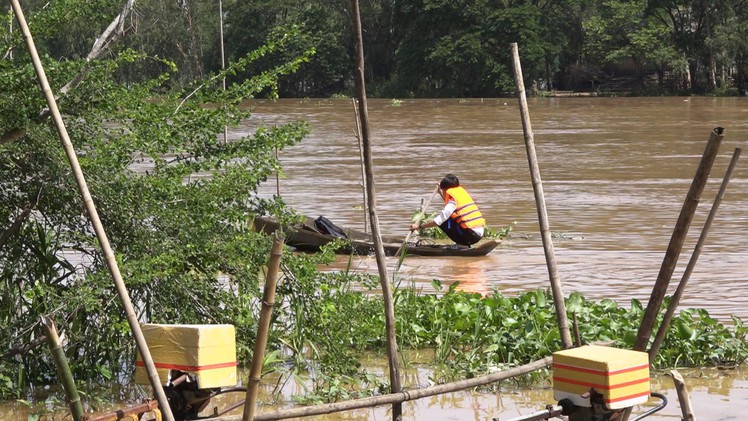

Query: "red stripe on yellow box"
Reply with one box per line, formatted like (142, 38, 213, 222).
(134, 324, 237, 389)
(552, 345, 650, 409)
(135, 360, 237, 372)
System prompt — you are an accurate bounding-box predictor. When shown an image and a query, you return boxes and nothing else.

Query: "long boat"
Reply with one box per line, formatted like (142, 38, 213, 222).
(252, 215, 501, 257)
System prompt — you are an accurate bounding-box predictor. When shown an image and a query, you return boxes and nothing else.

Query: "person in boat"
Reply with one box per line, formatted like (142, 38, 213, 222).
(409, 174, 486, 247)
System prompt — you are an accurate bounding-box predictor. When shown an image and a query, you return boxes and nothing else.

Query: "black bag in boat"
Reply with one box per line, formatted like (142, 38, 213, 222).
(314, 216, 348, 239)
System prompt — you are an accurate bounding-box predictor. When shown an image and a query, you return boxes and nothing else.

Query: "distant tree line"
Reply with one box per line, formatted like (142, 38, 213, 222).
(6, 0, 748, 97)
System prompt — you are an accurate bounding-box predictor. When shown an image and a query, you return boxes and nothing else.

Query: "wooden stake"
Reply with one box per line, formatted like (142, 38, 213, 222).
(670, 370, 695, 421)
(219, 0, 228, 145)
(634, 127, 724, 353)
(649, 147, 741, 360)
(350, 2, 402, 419)
(9, 2, 175, 420)
(572, 312, 582, 347)
(40, 316, 84, 421)
(0, 199, 35, 250)
(243, 237, 284, 420)
(510, 43, 572, 349)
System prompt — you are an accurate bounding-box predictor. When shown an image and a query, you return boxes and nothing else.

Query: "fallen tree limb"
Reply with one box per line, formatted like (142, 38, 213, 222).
(1, 0, 136, 144)
(4, 335, 46, 358)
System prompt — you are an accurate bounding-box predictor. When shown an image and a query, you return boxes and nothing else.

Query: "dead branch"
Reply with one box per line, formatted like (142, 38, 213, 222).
(1, 0, 137, 144)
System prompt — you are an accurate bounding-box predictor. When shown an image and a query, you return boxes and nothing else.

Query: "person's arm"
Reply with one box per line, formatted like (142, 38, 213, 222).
(410, 219, 436, 231)
(409, 201, 456, 231)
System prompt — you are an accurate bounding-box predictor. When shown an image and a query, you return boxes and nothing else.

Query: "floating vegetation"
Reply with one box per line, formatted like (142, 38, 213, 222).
(267, 266, 748, 402)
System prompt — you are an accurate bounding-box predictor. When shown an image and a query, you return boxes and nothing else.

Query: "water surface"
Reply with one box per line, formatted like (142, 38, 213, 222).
(248, 97, 748, 325)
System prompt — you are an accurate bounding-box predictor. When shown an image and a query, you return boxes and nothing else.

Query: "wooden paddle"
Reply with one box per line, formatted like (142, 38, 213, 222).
(395, 185, 440, 270)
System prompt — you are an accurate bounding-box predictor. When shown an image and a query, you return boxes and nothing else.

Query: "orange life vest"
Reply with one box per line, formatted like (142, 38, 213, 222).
(444, 186, 485, 229)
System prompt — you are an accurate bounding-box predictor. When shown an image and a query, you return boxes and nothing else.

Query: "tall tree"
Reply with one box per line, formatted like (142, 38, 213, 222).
(582, 0, 681, 91)
(647, 0, 727, 92)
(223, 0, 351, 97)
(707, 0, 748, 93)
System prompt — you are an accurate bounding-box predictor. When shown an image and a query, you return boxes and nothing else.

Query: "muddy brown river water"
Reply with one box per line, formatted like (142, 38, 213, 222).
(249, 97, 748, 325)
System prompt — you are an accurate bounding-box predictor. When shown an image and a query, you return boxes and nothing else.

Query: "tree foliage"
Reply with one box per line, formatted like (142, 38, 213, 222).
(6, 0, 748, 97)
(0, 0, 313, 399)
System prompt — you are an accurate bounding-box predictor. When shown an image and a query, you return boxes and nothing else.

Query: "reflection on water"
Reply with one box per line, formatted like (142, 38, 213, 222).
(428, 257, 492, 296)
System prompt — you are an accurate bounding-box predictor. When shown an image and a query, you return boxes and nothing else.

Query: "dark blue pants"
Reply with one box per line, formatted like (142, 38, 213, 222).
(439, 218, 482, 246)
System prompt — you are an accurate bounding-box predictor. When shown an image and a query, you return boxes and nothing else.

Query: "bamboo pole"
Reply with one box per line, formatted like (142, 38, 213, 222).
(275, 147, 280, 197)
(243, 237, 285, 420)
(649, 147, 741, 360)
(633, 127, 724, 353)
(352, 98, 368, 233)
(9, 3, 175, 419)
(7, 4, 11, 60)
(510, 43, 572, 349)
(219, 0, 228, 145)
(670, 370, 695, 421)
(572, 312, 582, 347)
(40, 316, 84, 421)
(213, 357, 551, 421)
(349, 1, 402, 419)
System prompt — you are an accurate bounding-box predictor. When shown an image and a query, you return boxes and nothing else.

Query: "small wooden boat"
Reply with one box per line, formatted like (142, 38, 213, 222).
(253, 215, 501, 257)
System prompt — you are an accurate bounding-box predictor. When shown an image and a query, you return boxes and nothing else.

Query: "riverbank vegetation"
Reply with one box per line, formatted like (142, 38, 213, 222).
(2, 0, 748, 416)
(3, 0, 748, 100)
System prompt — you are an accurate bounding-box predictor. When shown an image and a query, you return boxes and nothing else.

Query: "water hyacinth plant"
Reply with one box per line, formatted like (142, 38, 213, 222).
(267, 265, 748, 401)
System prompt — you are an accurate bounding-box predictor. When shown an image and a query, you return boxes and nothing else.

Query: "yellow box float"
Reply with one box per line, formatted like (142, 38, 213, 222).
(134, 324, 237, 389)
(552, 345, 650, 409)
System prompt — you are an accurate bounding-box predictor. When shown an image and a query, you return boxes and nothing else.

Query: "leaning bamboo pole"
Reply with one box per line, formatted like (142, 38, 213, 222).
(349, 1, 402, 419)
(351, 98, 369, 233)
(9, 2, 175, 419)
(40, 316, 84, 421)
(510, 43, 572, 349)
(212, 357, 552, 421)
(218, 0, 227, 145)
(0, 200, 34, 250)
(633, 127, 724, 353)
(6, 4, 11, 60)
(243, 237, 284, 420)
(621, 128, 725, 421)
(649, 147, 741, 360)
